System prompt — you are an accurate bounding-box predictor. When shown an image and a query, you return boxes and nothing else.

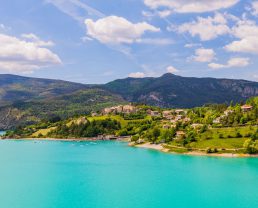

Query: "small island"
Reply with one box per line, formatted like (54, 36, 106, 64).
(4, 97, 258, 157)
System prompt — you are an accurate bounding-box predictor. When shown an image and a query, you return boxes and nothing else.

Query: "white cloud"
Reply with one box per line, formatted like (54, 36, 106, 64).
(157, 10, 172, 18)
(0, 33, 61, 73)
(225, 36, 258, 54)
(142, 9, 172, 18)
(225, 19, 258, 54)
(192, 48, 216, 62)
(166, 65, 179, 73)
(21, 33, 54, 47)
(136, 38, 173, 45)
(176, 13, 230, 41)
(85, 16, 160, 44)
(144, 0, 239, 14)
(230, 19, 258, 39)
(252, 1, 258, 16)
(184, 43, 202, 48)
(208, 57, 250, 69)
(46, 0, 105, 23)
(128, 72, 145, 78)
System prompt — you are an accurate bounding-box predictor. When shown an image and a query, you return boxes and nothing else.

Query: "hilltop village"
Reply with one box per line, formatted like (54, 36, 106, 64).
(95, 103, 256, 142)
(4, 97, 258, 155)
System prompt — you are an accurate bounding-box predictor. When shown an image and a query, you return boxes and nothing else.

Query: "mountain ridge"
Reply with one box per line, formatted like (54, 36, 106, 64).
(0, 73, 258, 129)
(104, 73, 258, 108)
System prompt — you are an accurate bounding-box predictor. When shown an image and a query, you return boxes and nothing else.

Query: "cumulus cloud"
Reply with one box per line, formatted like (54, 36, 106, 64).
(128, 72, 145, 78)
(192, 48, 216, 62)
(225, 19, 258, 54)
(85, 16, 160, 44)
(208, 57, 250, 69)
(166, 65, 179, 73)
(176, 13, 230, 41)
(0, 33, 61, 73)
(225, 37, 258, 54)
(144, 0, 239, 14)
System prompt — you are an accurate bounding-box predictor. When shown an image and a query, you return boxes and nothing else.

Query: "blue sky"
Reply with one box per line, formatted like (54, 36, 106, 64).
(0, 0, 258, 83)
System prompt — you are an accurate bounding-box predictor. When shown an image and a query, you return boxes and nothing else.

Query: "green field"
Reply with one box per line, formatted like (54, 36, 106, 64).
(87, 115, 152, 128)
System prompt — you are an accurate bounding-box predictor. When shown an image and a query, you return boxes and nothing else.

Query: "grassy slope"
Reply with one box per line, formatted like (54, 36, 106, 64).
(166, 126, 257, 152)
(30, 115, 257, 153)
(32, 115, 152, 137)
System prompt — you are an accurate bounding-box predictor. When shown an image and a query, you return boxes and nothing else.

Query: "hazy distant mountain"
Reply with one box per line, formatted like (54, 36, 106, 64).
(104, 73, 258, 108)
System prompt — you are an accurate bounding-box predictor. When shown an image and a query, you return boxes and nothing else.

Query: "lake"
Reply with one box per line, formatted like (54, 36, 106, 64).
(0, 140, 257, 208)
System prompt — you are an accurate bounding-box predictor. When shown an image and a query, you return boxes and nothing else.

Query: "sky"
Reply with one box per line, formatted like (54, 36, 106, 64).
(0, 0, 258, 84)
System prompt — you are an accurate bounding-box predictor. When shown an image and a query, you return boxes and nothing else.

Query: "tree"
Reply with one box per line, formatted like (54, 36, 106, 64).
(149, 127, 160, 143)
(160, 128, 176, 143)
(251, 129, 258, 140)
(186, 130, 197, 142)
(243, 139, 258, 154)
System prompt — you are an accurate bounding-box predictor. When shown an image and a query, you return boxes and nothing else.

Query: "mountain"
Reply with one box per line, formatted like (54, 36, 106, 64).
(0, 74, 125, 130)
(104, 73, 258, 108)
(0, 74, 87, 106)
(0, 73, 258, 130)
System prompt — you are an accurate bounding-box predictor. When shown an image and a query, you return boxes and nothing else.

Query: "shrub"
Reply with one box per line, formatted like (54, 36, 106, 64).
(219, 134, 224, 139)
(243, 139, 258, 154)
(236, 132, 242, 138)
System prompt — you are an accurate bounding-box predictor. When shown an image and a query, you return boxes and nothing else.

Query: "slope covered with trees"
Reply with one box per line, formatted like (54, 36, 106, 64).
(104, 73, 258, 108)
(6, 97, 258, 155)
(1, 73, 258, 130)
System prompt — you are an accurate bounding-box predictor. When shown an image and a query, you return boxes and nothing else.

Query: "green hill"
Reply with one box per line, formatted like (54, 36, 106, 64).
(0, 75, 125, 130)
(1, 73, 258, 130)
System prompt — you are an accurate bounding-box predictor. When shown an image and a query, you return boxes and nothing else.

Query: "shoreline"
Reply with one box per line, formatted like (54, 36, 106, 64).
(1, 137, 131, 142)
(130, 142, 258, 158)
(1, 137, 258, 158)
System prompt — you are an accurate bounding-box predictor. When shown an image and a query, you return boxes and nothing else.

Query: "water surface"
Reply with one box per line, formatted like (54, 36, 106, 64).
(0, 140, 257, 208)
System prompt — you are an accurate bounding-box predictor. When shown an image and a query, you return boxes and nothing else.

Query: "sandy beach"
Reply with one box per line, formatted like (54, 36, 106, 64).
(130, 142, 258, 158)
(2, 137, 257, 158)
(129, 142, 170, 152)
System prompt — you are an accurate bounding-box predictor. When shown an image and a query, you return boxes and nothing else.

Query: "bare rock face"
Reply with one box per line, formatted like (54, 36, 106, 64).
(0, 107, 40, 130)
(104, 73, 258, 108)
(219, 80, 258, 97)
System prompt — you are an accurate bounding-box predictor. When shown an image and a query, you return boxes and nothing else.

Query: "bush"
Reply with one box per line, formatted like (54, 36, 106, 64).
(243, 139, 258, 154)
(251, 130, 258, 140)
(131, 135, 139, 142)
(206, 148, 212, 154)
(206, 147, 219, 154)
(236, 132, 242, 138)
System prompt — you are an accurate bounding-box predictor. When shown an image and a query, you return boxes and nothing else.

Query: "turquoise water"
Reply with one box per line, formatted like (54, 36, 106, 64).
(0, 140, 257, 208)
